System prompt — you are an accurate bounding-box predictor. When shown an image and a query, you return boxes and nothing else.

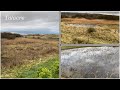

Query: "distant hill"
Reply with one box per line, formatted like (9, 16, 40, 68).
(61, 12, 119, 20)
(25, 34, 59, 41)
(1, 32, 22, 39)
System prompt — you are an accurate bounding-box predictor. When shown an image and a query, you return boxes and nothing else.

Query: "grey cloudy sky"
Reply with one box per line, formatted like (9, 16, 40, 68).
(1, 11, 59, 34)
(62, 11, 119, 16)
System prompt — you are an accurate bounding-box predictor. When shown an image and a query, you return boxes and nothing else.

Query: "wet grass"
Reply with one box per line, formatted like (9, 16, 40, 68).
(61, 46, 86, 50)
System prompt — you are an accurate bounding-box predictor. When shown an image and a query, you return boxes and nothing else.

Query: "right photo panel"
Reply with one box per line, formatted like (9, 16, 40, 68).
(60, 11, 119, 79)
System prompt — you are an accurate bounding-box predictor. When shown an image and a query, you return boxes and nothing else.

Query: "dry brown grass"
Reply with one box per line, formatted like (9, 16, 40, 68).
(2, 38, 57, 45)
(61, 18, 119, 44)
(62, 18, 119, 25)
(1, 37, 59, 69)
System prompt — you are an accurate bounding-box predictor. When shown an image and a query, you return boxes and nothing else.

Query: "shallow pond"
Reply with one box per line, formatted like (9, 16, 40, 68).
(68, 24, 97, 28)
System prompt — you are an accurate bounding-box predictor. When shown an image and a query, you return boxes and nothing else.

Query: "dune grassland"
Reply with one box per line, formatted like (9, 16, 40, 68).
(61, 13, 119, 44)
(61, 46, 119, 78)
(1, 33, 59, 78)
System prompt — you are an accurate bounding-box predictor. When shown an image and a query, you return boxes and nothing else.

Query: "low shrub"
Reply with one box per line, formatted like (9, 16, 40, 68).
(72, 38, 84, 44)
(38, 68, 52, 78)
(87, 28, 96, 33)
(1, 32, 22, 39)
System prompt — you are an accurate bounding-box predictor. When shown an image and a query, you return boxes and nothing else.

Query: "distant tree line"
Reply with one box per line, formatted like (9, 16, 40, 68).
(61, 12, 119, 20)
(1, 32, 22, 39)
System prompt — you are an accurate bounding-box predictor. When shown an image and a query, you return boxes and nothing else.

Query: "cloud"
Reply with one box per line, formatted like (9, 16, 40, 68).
(1, 11, 59, 34)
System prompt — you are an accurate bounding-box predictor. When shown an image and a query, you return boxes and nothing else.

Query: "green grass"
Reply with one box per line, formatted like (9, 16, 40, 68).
(17, 57, 59, 78)
(2, 56, 59, 78)
(17, 56, 59, 78)
(61, 46, 104, 50)
(61, 46, 86, 50)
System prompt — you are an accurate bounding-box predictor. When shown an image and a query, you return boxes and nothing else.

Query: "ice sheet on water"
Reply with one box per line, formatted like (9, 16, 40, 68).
(61, 47, 119, 78)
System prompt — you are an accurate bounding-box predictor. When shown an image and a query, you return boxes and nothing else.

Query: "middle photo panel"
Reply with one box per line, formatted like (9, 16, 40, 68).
(61, 11, 119, 44)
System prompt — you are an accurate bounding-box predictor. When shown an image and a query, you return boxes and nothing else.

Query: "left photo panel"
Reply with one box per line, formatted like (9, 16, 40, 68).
(1, 11, 60, 78)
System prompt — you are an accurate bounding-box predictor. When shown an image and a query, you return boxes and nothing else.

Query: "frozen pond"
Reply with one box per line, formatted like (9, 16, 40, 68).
(68, 24, 97, 28)
(61, 47, 119, 78)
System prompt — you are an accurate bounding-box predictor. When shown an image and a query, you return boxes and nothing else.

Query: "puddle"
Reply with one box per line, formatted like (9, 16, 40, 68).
(68, 24, 97, 28)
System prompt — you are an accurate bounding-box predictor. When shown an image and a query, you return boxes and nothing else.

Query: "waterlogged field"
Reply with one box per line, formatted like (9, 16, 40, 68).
(61, 46, 119, 78)
(1, 35, 59, 78)
(61, 18, 119, 44)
